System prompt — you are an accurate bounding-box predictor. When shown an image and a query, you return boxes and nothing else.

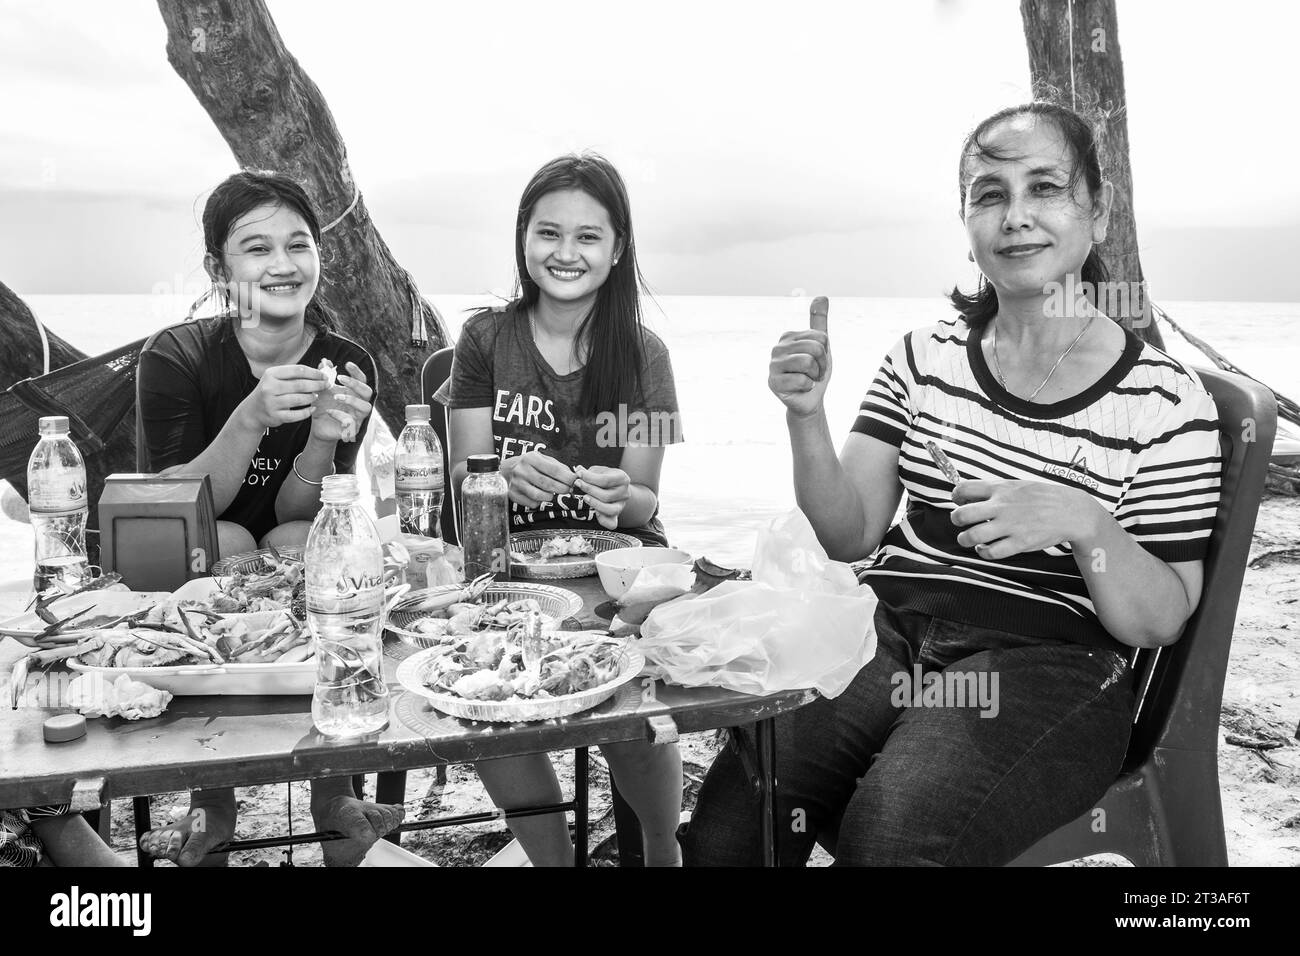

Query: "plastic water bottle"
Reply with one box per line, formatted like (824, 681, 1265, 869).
(394, 404, 444, 539)
(305, 474, 389, 737)
(461, 454, 510, 580)
(27, 416, 89, 594)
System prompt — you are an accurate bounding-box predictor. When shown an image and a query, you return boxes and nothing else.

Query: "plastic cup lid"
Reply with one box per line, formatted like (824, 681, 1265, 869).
(44, 713, 87, 743)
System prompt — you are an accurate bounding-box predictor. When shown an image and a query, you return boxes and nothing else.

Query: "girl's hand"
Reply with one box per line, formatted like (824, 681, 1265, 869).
(311, 361, 373, 445)
(238, 364, 328, 431)
(950, 479, 1101, 560)
(501, 451, 578, 508)
(574, 465, 632, 530)
(769, 297, 832, 417)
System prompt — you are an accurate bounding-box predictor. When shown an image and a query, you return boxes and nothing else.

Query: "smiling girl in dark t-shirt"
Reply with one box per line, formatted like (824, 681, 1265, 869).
(443, 153, 685, 866)
(134, 171, 401, 867)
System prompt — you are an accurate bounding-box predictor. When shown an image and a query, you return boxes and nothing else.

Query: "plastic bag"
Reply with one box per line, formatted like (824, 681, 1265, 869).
(67, 674, 172, 720)
(614, 564, 696, 626)
(639, 509, 876, 698)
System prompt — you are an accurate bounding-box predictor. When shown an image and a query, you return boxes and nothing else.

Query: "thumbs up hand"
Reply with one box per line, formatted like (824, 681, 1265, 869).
(769, 296, 833, 416)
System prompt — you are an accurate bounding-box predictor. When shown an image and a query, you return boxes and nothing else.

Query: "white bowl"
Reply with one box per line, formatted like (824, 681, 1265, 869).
(595, 547, 693, 600)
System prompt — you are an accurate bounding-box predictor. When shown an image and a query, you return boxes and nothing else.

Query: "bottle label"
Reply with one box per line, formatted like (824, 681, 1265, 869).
(395, 464, 444, 493)
(307, 581, 383, 616)
(28, 475, 88, 514)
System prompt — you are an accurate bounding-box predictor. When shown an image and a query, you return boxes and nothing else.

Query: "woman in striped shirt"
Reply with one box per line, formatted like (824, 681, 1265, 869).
(1, 806, 125, 867)
(683, 102, 1222, 866)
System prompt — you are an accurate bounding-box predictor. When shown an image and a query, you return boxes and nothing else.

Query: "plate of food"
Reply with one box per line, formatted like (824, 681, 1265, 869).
(508, 530, 642, 580)
(50, 598, 317, 695)
(395, 624, 644, 722)
(0, 585, 170, 647)
(209, 547, 306, 615)
(386, 580, 585, 649)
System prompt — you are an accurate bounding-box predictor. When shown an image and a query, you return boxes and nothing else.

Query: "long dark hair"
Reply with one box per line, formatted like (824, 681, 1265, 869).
(201, 169, 334, 331)
(505, 152, 647, 417)
(948, 102, 1109, 330)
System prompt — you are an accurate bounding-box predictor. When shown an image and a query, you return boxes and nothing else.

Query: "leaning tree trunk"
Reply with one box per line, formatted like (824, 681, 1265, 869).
(1, 280, 138, 562)
(156, 0, 450, 429)
(0, 282, 87, 389)
(1020, 0, 1165, 349)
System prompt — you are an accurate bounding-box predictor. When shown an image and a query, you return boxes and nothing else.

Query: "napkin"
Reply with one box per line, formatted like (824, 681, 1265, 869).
(67, 674, 172, 720)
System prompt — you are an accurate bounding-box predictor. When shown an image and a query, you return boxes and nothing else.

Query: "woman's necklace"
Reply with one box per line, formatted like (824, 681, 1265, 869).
(991, 313, 1096, 401)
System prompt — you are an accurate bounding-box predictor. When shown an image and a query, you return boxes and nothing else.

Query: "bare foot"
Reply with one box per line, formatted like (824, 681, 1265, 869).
(313, 794, 405, 867)
(138, 791, 237, 867)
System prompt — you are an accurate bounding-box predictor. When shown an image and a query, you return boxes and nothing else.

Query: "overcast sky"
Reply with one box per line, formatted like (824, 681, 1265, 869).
(1, 0, 1297, 299)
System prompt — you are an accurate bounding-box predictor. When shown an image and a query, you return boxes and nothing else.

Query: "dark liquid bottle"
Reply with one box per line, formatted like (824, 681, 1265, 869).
(461, 454, 510, 580)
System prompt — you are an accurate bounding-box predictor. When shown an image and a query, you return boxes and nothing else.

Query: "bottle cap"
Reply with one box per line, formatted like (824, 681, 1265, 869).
(467, 454, 501, 473)
(44, 713, 87, 743)
(405, 404, 432, 422)
(38, 416, 70, 435)
(320, 473, 360, 503)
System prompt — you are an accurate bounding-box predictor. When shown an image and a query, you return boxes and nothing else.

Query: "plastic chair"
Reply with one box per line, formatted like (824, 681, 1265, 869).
(1008, 366, 1277, 867)
(419, 347, 460, 544)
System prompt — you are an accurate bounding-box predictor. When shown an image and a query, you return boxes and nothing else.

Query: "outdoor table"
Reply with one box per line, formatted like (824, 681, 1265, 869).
(0, 573, 816, 866)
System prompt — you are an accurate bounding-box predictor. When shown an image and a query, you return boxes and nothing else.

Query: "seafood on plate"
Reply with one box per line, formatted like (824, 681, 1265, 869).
(210, 551, 304, 614)
(26, 608, 315, 670)
(404, 596, 546, 642)
(512, 533, 596, 564)
(10, 595, 318, 707)
(420, 616, 625, 702)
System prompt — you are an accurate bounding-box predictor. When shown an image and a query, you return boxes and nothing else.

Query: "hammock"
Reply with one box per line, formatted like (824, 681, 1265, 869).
(0, 336, 145, 488)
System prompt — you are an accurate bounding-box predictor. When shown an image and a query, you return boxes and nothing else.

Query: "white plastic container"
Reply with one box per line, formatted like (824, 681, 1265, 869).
(595, 547, 694, 600)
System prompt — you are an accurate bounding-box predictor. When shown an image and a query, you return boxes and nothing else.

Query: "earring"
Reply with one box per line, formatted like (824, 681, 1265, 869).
(613, 258, 620, 266)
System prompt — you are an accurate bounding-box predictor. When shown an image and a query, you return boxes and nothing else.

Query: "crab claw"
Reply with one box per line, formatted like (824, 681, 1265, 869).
(10, 655, 31, 710)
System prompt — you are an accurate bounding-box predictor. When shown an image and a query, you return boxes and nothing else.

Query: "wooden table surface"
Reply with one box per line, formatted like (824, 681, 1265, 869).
(0, 572, 816, 809)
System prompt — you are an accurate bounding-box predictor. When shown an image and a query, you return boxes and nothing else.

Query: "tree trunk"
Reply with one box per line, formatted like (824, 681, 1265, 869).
(0, 281, 87, 389)
(155, 0, 450, 429)
(1020, 0, 1165, 348)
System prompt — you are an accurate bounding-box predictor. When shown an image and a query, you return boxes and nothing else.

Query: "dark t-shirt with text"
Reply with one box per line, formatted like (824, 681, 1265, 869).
(438, 305, 682, 546)
(138, 317, 376, 543)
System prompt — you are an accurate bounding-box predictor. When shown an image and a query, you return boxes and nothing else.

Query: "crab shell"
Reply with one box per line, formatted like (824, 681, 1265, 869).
(113, 643, 191, 669)
(108, 632, 201, 669)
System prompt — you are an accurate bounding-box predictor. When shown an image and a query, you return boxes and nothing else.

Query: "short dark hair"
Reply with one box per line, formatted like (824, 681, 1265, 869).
(948, 102, 1109, 330)
(201, 169, 334, 330)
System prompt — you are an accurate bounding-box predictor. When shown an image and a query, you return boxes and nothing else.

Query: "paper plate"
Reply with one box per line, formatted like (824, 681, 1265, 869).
(386, 583, 585, 648)
(210, 547, 304, 577)
(66, 657, 315, 696)
(395, 639, 644, 723)
(509, 530, 641, 580)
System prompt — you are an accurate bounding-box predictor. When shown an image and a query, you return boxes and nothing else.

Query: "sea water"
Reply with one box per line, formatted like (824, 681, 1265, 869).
(18, 293, 1300, 570)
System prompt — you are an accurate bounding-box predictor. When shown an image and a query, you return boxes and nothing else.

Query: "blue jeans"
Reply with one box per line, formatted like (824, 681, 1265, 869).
(681, 602, 1136, 866)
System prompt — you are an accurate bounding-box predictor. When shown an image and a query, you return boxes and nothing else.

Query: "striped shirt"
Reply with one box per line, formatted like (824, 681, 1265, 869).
(853, 317, 1222, 651)
(1, 804, 69, 867)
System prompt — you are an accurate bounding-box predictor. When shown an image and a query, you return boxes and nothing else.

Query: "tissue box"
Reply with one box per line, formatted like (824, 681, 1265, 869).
(98, 474, 219, 591)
